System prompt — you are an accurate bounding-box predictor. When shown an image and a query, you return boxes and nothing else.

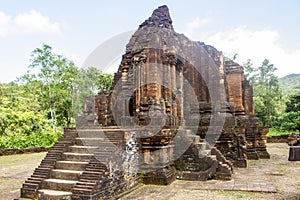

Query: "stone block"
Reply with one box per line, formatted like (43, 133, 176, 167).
(288, 146, 300, 161)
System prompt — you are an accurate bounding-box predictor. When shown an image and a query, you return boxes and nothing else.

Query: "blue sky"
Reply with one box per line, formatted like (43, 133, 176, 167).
(0, 0, 300, 83)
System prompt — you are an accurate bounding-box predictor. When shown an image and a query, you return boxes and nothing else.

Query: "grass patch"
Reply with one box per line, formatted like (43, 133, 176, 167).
(267, 128, 296, 137)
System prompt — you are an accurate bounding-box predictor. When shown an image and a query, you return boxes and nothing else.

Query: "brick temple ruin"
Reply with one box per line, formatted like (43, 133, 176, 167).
(21, 5, 270, 200)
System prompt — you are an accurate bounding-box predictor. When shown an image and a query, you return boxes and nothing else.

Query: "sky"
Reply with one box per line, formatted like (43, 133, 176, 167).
(0, 0, 300, 83)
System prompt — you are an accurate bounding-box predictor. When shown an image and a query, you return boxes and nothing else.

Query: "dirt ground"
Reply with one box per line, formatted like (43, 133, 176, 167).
(0, 143, 299, 200)
(121, 143, 300, 200)
(0, 152, 47, 200)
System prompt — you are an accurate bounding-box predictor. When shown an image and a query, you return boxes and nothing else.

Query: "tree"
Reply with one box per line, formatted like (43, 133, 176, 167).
(243, 59, 284, 127)
(0, 83, 52, 136)
(72, 67, 114, 118)
(286, 92, 300, 113)
(22, 44, 114, 130)
(275, 92, 300, 131)
(243, 59, 256, 84)
(25, 44, 78, 132)
(1, 44, 115, 149)
(18, 43, 115, 132)
(52, 55, 78, 128)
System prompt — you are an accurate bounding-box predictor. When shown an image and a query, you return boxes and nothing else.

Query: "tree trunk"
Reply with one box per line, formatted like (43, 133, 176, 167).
(67, 118, 70, 128)
(49, 101, 56, 135)
(64, 109, 70, 128)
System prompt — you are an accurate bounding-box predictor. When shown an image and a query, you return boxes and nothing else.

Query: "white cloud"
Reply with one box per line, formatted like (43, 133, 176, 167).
(0, 10, 61, 37)
(197, 26, 300, 77)
(0, 12, 14, 37)
(15, 10, 60, 34)
(184, 17, 210, 38)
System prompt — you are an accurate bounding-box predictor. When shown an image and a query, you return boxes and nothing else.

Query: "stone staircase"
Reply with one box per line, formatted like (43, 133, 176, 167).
(71, 129, 127, 200)
(21, 129, 77, 199)
(21, 127, 137, 200)
(37, 143, 94, 199)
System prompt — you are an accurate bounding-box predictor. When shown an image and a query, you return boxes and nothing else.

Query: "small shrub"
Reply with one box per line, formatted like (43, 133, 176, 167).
(267, 128, 296, 137)
(0, 130, 62, 149)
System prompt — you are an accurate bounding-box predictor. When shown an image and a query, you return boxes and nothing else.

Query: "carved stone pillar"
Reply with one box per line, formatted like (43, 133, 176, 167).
(136, 61, 141, 113)
(242, 79, 254, 115)
(177, 68, 184, 124)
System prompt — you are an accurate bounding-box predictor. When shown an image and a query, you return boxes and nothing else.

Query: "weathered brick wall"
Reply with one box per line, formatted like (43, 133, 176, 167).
(90, 5, 270, 167)
(242, 79, 254, 115)
(267, 133, 300, 145)
(225, 61, 245, 114)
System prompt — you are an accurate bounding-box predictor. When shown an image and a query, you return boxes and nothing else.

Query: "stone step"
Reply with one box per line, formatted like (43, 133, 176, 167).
(51, 169, 83, 180)
(96, 146, 118, 152)
(62, 152, 94, 162)
(38, 189, 72, 200)
(75, 138, 117, 146)
(42, 179, 77, 191)
(28, 177, 44, 182)
(93, 155, 116, 163)
(55, 161, 88, 171)
(77, 129, 124, 135)
(31, 174, 49, 179)
(77, 130, 108, 137)
(25, 179, 41, 185)
(75, 138, 105, 146)
(68, 145, 98, 153)
(63, 129, 79, 138)
(76, 130, 125, 143)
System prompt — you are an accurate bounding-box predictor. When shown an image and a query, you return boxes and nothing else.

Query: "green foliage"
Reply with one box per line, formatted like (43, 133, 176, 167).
(275, 112, 300, 131)
(286, 92, 300, 113)
(0, 44, 114, 149)
(0, 131, 61, 149)
(98, 72, 114, 92)
(0, 82, 61, 149)
(247, 67, 300, 132)
(279, 74, 300, 95)
(0, 82, 60, 149)
(243, 59, 256, 84)
(0, 83, 51, 136)
(224, 53, 239, 62)
(267, 128, 296, 137)
(243, 59, 284, 127)
(23, 45, 114, 128)
(24, 44, 79, 130)
(274, 92, 300, 132)
(72, 67, 114, 118)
